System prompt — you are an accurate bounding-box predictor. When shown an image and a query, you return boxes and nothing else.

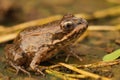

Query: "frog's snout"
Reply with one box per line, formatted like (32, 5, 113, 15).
(79, 18, 88, 27)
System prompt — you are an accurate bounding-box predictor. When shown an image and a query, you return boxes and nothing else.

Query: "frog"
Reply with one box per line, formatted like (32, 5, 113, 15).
(4, 14, 88, 76)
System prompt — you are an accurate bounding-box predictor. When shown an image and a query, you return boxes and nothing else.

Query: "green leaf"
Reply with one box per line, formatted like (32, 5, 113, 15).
(103, 49, 120, 61)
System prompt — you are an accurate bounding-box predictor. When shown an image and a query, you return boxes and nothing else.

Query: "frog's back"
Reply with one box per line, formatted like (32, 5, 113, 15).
(14, 20, 60, 53)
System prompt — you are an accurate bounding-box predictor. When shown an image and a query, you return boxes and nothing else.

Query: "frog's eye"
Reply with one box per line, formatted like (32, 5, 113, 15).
(61, 21, 74, 31)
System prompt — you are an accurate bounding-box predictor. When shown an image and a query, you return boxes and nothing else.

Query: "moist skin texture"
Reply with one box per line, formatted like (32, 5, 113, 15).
(4, 14, 88, 76)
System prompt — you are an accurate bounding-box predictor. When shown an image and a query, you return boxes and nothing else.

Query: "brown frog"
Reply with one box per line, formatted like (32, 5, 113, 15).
(4, 14, 88, 76)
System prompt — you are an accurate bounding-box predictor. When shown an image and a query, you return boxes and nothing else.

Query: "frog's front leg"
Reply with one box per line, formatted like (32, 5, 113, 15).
(64, 44, 83, 62)
(30, 47, 48, 75)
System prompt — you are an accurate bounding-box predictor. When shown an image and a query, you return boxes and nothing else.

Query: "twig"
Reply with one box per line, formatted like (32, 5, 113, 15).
(48, 64, 61, 69)
(0, 25, 6, 32)
(88, 25, 120, 31)
(46, 69, 77, 80)
(46, 69, 87, 79)
(76, 59, 120, 68)
(0, 15, 62, 34)
(48, 59, 120, 69)
(0, 32, 19, 43)
(93, 6, 120, 18)
(59, 63, 111, 80)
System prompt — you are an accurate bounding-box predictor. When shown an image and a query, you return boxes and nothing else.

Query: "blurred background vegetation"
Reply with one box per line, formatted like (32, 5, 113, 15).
(0, 0, 119, 25)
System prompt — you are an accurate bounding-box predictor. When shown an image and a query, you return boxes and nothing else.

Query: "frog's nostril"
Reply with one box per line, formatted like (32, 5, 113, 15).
(78, 21, 82, 24)
(79, 19, 88, 27)
(81, 19, 88, 24)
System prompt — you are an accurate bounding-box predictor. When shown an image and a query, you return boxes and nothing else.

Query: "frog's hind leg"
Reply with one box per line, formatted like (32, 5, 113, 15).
(9, 61, 31, 77)
(5, 44, 31, 77)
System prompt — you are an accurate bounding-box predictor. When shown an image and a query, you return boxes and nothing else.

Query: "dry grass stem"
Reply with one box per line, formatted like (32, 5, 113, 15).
(93, 6, 120, 18)
(88, 25, 120, 31)
(0, 32, 18, 43)
(0, 15, 62, 34)
(76, 59, 120, 68)
(59, 63, 111, 80)
(46, 69, 77, 80)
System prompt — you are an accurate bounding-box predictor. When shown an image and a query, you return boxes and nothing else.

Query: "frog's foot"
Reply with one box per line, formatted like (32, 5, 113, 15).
(65, 51, 83, 62)
(9, 61, 31, 77)
(30, 60, 46, 76)
(65, 45, 83, 62)
(30, 63, 45, 76)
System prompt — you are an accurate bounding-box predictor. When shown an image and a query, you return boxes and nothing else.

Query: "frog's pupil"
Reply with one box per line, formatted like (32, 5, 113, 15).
(66, 23, 71, 28)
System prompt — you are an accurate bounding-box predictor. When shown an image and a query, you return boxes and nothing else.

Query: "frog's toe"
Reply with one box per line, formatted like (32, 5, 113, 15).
(18, 66, 31, 77)
(65, 54, 71, 62)
(34, 67, 45, 76)
(65, 53, 83, 62)
(71, 53, 83, 61)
